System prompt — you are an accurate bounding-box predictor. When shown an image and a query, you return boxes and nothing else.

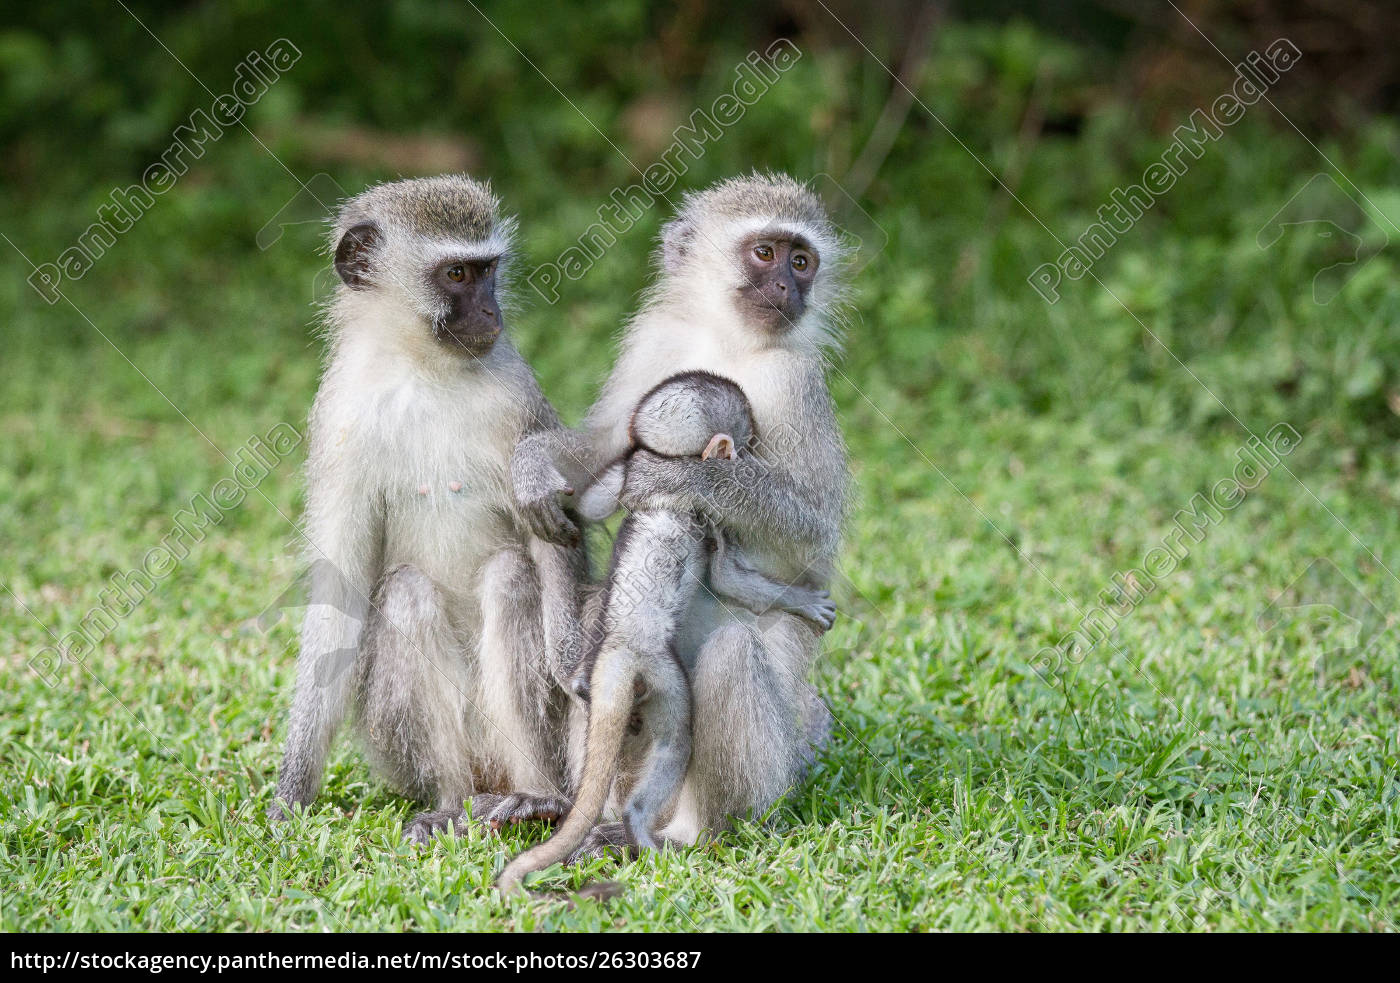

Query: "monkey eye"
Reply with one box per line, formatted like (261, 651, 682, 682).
(446, 264, 466, 282)
(753, 244, 774, 262)
(791, 252, 809, 272)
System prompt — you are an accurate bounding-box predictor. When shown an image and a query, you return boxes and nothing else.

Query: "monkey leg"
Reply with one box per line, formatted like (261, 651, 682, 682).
(619, 654, 692, 850)
(666, 616, 819, 843)
(709, 534, 837, 630)
(562, 617, 823, 858)
(475, 545, 572, 800)
(529, 535, 589, 686)
(356, 564, 476, 816)
(405, 547, 573, 844)
(557, 637, 696, 864)
(557, 683, 694, 865)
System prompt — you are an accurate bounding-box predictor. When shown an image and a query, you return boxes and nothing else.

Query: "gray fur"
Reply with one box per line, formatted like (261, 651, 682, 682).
(331, 174, 506, 250)
(497, 509, 700, 894)
(498, 369, 833, 892)
(271, 177, 586, 836)
(514, 176, 850, 853)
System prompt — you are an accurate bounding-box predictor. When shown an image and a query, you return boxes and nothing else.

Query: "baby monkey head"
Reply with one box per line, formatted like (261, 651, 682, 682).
(628, 371, 756, 459)
(578, 370, 757, 524)
(330, 174, 517, 356)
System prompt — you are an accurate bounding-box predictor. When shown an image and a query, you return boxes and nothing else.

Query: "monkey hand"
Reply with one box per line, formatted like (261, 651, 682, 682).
(793, 590, 837, 632)
(514, 462, 580, 545)
(520, 485, 581, 546)
(511, 434, 582, 545)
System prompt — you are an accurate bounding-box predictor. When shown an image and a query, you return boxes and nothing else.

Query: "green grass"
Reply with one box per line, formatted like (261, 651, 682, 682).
(3, 16, 1400, 931)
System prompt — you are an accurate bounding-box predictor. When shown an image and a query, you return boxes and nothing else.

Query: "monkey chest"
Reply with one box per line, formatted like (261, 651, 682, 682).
(379, 446, 518, 568)
(352, 386, 527, 567)
(383, 463, 510, 524)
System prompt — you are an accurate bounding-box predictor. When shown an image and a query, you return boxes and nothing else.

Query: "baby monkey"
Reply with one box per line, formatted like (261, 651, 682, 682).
(496, 371, 834, 894)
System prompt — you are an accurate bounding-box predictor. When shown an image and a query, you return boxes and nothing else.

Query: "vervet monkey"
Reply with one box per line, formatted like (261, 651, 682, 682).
(576, 371, 835, 632)
(270, 175, 587, 841)
(513, 174, 848, 858)
(497, 371, 834, 893)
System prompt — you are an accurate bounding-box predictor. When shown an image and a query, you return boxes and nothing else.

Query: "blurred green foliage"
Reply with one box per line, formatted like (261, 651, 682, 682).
(3, 3, 1398, 452)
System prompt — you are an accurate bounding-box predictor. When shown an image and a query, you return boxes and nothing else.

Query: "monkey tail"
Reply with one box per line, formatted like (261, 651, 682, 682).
(496, 649, 637, 896)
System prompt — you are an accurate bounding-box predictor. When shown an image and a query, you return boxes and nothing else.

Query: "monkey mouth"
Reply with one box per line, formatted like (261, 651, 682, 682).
(434, 321, 501, 354)
(739, 298, 806, 333)
(736, 288, 804, 331)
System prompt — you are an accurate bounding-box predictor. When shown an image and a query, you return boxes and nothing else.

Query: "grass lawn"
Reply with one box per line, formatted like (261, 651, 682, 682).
(3, 20, 1400, 932)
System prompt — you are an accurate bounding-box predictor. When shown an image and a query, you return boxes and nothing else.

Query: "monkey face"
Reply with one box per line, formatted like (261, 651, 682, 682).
(428, 256, 503, 355)
(734, 232, 819, 331)
(332, 225, 505, 355)
(330, 174, 516, 359)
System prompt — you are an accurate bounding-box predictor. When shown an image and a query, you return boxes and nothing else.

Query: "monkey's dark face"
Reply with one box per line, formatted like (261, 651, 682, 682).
(333, 222, 505, 356)
(429, 256, 502, 354)
(734, 233, 819, 331)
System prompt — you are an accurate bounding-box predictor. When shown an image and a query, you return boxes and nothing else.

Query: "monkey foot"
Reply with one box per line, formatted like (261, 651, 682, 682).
(471, 792, 572, 831)
(565, 822, 641, 864)
(405, 793, 573, 845)
(405, 809, 470, 845)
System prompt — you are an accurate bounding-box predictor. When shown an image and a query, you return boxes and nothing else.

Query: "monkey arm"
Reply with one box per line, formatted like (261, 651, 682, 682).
(576, 459, 626, 522)
(618, 450, 839, 560)
(529, 536, 589, 686)
(510, 426, 603, 547)
(709, 534, 836, 631)
(272, 465, 385, 816)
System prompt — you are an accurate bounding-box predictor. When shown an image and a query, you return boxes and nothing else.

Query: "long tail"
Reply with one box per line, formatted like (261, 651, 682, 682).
(496, 650, 636, 896)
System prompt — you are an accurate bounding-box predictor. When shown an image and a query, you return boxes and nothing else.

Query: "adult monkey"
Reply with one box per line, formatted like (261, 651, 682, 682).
(270, 175, 588, 841)
(514, 173, 848, 854)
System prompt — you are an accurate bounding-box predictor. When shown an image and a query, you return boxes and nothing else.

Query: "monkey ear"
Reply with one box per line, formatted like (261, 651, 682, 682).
(660, 219, 694, 274)
(334, 222, 381, 289)
(701, 433, 736, 461)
